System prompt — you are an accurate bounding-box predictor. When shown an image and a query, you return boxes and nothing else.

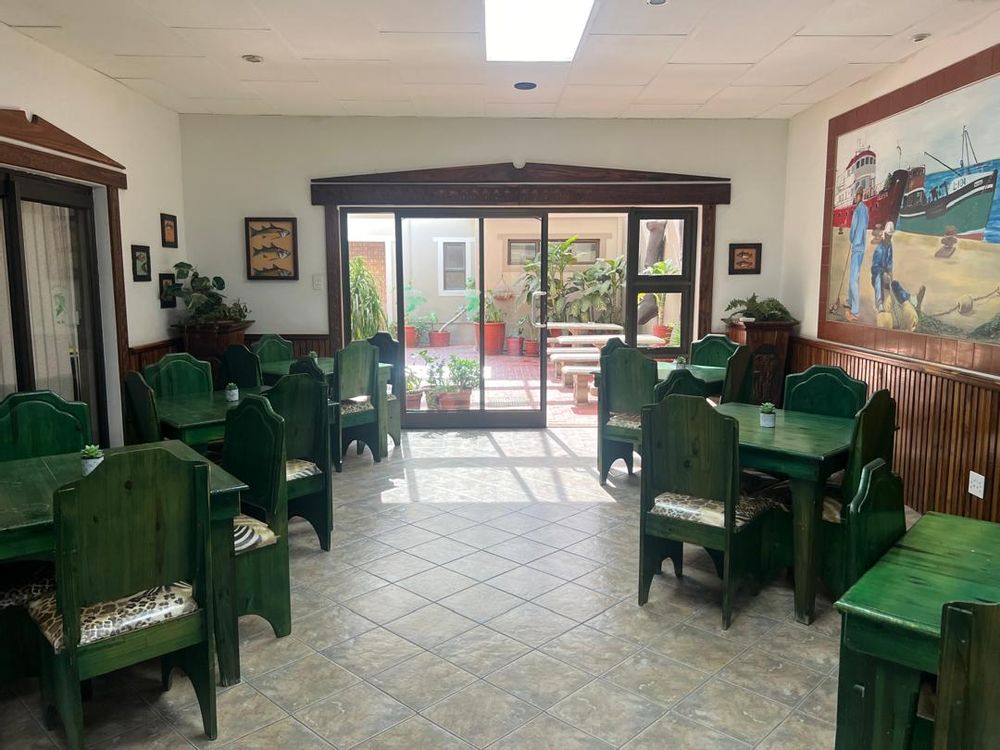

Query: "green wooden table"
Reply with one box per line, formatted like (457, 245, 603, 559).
(716, 402, 855, 624)
(834, 512, 1000, 750)
(0, 441, 247, 686)
(592, 363, 726, 396)
(157, 386, 270, 446)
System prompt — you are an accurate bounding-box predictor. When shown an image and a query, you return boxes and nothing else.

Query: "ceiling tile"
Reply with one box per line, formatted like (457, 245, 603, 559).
(485, 100, 557, 117)
(851, 4, 999, 64)
(798, 0, 954, 37)
(0, 0, 63, 26)
(758, 102, 810, 118)
(485, 63, 570, 101)
(133, 0, 268, 30)
(395, 62, 486, 85)
(380, 31, 484, 64)
(737, 35, 881, 87)
(560, 84, 644, 102)
(785, 62, 884, 104)
(621, 103, 702, 118)
(709, 85, 802, 105)
(309, 60, 408, 98)
(115, 78, 211, 113)
(589, 0, 717, 35)
(408, 94, 485, 117)
(639, 63, 750, 104)
(694, 100, 772, 118)
(340, 99, 416, 116)
(570, 34, 683, 86)
(554, 100, 629, 118)
(363, 0, 484, 33)
(253, 0, 384, 60)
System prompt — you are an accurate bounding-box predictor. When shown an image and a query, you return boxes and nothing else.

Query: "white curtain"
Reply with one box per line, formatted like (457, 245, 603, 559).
(0, 208, 16, 397)
(21, 201, 78, 398)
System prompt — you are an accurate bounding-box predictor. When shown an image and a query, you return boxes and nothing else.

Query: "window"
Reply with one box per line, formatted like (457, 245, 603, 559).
(506, 238, 600, 265)
(435, 238, 473, 295)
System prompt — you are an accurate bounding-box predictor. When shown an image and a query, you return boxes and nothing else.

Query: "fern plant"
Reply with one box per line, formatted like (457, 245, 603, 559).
(725, 294, 795, 322)
(349, 257, 388, 340)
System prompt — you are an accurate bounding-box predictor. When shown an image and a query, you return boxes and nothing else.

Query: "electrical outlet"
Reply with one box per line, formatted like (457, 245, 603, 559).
(969, 471, 985, 499)
(312, 274, 323, 291)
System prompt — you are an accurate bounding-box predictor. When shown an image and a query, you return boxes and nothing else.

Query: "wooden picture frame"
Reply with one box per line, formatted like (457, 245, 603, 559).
(819, 44, 1000, 375)
(130, 244, 151, 282)
(160, 213, 178, 248)
(245, 217, 298, 280)
(158, 273, 176, 308)
(728, 243, 761, 275)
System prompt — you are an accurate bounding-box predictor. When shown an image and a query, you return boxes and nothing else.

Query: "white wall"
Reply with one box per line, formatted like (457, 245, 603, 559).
(179, 116, 790, 335)
(781, 20, 1000, 337)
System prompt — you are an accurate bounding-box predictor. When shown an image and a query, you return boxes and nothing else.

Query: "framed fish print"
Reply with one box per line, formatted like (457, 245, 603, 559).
(160, 213, 178, 248)
(158, 273, 176, 308)
(131, 245, 151, 282)
(728, 243, 761, 275)
(245, 217, 298, 280)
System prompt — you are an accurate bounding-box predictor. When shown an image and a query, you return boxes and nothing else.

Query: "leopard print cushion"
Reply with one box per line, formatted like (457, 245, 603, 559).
(606, 412, 641, 431)
(386, 393, 397, 402)
(28, 583, 197, 652)
(0, 570, 55, 610)
(233, 514, 277, 554)
(286, 459, 321, 481)
(757, 483, 843, 524)
(651, 491, 781, 530)
(340, 398, 374, 415)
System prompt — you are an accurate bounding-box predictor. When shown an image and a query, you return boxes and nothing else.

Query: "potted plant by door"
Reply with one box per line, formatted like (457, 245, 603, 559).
(224, 382, 239, 402)
(162, 262, 253, 360)
(403, 284, 426, 348)
(80, 444, 104, 476)
(405, 367, 424, 410)
(437, 355, 478, 410)
(759, 402, 776, 428)
(465, 282, 505, 356)
(427, 312, 451, 347)
(518, 236, 580, 336)
(349, 257, 388, 341)
(418, 351, 445, 409)
(506, 318, 524, 356)
(523, 319, 539, 357)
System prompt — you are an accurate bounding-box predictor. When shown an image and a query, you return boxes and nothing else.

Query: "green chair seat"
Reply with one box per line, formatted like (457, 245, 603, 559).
(29, 583, 197, 653)
(386, 393, 397, 402)
(651, 491, 781, 530)
(233, 515, 277, 554)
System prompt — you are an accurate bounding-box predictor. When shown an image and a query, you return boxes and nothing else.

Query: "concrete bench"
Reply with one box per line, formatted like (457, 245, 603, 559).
(547, 349, 600, 380)
(561, 365, 599, 404)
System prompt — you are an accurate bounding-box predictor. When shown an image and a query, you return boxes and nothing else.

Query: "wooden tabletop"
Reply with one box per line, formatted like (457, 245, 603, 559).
(657, 362, 725, 384)
(550, 322, 623, 332)
(259, 358, 392, 378)
(157, 386, 270, 432)
(837, 512, 1000, 639)
(716, 403, 855, 462)
(550, 334, 666, 346)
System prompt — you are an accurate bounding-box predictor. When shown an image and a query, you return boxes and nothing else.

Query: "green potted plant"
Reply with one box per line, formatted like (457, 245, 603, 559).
(308, 350, 318, 360)
(506, 317, 524, 356)
(438, 355, 479, 410)
(465, 282, 506, 356)
(760, 401, 776, 428)
(80, 444, 104, 476)
(349, 257, 387, 340)
(224, 381, 239, 403)
(418, 350, 446, 409)
(414, 313, 435, 347)
(405, 366, 424, 410)
(403, 284, 426, 348)
(162, 262, 253, 359)
(522, 317, 539, 357)
(674, 355, 687, 370)
(565, 255, 626, 324)
(725, 294, 795, 323)
(519, 235, 580, 334)
(427, 311, 451, 347)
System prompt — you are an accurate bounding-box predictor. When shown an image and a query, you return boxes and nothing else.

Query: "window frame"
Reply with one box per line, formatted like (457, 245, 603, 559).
(505, 237, 600, 267)
(435, 236, 474, 296)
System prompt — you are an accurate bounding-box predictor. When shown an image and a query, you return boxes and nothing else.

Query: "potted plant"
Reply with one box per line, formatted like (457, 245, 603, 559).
(418, 350, 446, 409)
(405, 367, 424, 410)
(308, 350, 318, 360)
(522, 318, 539, 357)
(675, 355, 687, 369)
(519, 236, 581, 334)
(506, 318, 524, 356)
(465, 282, 505, 355)
(760, 402, 776, 428)
(437, 355, 478, 410)
(349, 258, 387, 340)
(224, 382, 239, 402)
(81, 444, 104, 476)
(565, 255, 626, 324)
(162, 262, 253, 360)
(414, 313, 435, 347)
(724, 294, 800, 405)
(427, 312, 451, 347)
(725, 294, 795, 323)
(403, 285, 426, 348)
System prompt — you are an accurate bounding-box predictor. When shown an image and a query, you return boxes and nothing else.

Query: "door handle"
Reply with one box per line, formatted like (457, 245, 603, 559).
(69, 347, 81, 401)
(530, 291, 547, 329)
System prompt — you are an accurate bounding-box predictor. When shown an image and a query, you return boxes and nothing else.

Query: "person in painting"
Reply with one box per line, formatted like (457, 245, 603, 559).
(871, 220, 894, 313)
(846, 187, 869, 321)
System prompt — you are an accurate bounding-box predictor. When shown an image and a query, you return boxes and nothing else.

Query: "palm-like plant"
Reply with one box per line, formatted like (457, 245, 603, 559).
(349, 257, 387, 340)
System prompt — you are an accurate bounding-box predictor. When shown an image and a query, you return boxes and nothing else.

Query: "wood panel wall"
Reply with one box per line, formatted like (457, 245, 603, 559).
(789, 336, 1000, 522)
(125, 338, 181, 373)
(127, 333, 333, 375)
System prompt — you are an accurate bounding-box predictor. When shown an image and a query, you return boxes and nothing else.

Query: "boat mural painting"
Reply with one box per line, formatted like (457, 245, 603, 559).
(825, 72, 1000, 346)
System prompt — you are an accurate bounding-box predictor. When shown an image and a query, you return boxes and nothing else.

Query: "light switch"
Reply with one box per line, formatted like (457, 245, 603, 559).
(312, 274, 323, 291)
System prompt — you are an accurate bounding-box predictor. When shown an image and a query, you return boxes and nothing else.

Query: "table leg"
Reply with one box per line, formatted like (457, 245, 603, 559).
(210, 517, 240, 685)
(789, 478, 823, 624)
(573, 374, 591, 405)
(377, 371, 390, 458)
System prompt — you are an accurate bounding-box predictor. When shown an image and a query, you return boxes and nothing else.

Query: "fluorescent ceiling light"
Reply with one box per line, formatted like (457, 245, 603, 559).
(485, 0, 595, 62)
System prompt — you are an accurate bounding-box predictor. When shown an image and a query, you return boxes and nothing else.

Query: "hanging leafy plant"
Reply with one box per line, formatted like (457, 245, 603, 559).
(349, 257, 388, 340)
(163, 262, 249, 326)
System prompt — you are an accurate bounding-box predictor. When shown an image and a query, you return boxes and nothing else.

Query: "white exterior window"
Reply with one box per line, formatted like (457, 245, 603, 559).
(435, 237, 473, 295)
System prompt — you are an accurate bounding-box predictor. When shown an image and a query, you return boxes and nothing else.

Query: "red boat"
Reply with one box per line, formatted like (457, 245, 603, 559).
(832, 147, 908, 230)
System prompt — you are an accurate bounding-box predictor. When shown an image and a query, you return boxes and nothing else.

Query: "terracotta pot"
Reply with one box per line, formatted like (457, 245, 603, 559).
(651, 324, 673, 342)
(548, 327, 562, 338)
(523, 340, 539, 357)
(404, 325, 418, 348)
(428, 331, 451, 347)
(505, 336, 523, 355)
(437, 390, 472, 410)
(476, 322, 505, 355)
(405, 391, 423, 410)
(180, 320, 254, 361)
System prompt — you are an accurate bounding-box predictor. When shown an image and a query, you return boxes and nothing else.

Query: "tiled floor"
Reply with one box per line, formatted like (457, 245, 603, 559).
(2, 428, 843, 749)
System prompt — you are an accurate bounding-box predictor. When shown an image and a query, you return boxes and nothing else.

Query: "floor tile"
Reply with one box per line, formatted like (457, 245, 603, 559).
(718, 649, 826, 706)
(585, 599, 689, 645)
(623, 713, 750, 749)
(431, 626, 532, 676)
(251, 653, 359, 712)
(758, 711, 836, 749)
(528, 550, 604, 580)
(522, 523, 591, 548)
(292, 604, 377, 651)
(519, 504, 584, 522)
(408, 537, 479, 564)
(606, 650, 708, 708)
(443, 551, 520, 581)
(322, 628, 423, 677)
(373, 524, 441, 550)
(486, 651, 592, 709)
(295, 682, 413, 748)
(360, 551, 438, 582)
(490, 714, 612, 749)
(96, 719, 191, 749)
(343, 584, 431, 624)
(573, 564, 636, 599)
(438, 583, 525, 621)
(165, 683, 285, 748)
(446, 523, 515, 548)
(647, 625, 748, 672)
(487, 603, 578, 647)
(488, 566, 565, 599)
(422, 681, 539, 748)
(237, 633, 313, 680)
(397, 567, 477, 600)
(685, 608, 781, 643)
(313, 568, 389, 602)
(352, 716, 471, 749)
(541, 625, 640, 675)
(412, 513, 478, 536)
(384, 603, 477, 648)
(486, 512, 550, 534)
(798, 676, 839, 723)
(550, 679, 666, 746)
(369, 651, 477, 711)
(534, 582, 618, 621)
(674, 679, 790, 745)
(334, 538, 397, 565)
(222, 716, 331, 749)
(757, 623, 840, 674)
(289, 586, 334, 621)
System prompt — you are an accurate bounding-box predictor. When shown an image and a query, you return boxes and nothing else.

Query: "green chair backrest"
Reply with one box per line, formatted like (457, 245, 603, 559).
(935, 600, 1000, 750)
(289, 356, 325, 383)
(720, 345, 754, 404)
(690, 334, 739, 368)
(223, 395, 285, 521)
(122, 371, 162, 445)
(368, 332, 402, 396)
(640, 395, 739, 525)
(0, 390, 91, 461)
(265, 374, 325, 467)
(653, 368, 706, 402)
(334, 341, 379, 402)
(252, 334, 294, 364)
(52, 449, 211, 650)
(840, 389, 896, 502)
(143, 353, 212, 398)
(784, 365, 866, 419)
(843, 458, 905, 588)
(221, 345, 263, 389)
(600, 338, 657, 416)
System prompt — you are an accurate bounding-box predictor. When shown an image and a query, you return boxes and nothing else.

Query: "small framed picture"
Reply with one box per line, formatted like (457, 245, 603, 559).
(131, 245, 151, 282)
(158, 273, 177, 308)
(728, 243, 762, 275)
(160, 213, 178, 248)
(245, 217, 298, 280)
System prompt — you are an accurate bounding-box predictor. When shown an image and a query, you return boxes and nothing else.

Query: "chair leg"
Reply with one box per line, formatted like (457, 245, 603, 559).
(177, 641, 218, 742)
(721, 550, 734, 631)
(51, 653, 84, 750)
(667, 540, 684, 578)
(599, 437, 631, 485)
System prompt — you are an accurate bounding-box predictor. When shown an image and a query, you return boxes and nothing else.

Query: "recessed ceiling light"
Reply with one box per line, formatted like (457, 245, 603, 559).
(485, 0, 595, 62)
(911, 33, 931, 43)
(241, 53, 263, 63)
(646, 0, 669, 5)
(514, 81, 537, 90)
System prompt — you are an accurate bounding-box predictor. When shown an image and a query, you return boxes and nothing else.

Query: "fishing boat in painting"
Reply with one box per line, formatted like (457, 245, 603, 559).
(832, 147, 908, 230)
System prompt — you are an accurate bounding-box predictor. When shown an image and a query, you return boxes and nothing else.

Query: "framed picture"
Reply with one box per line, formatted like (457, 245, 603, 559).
(131, 244, 151, 282)
(728, 243, 762, 275)
(245, 217, 298, 280)
(160, 213, 178, 248)
(158, 273, 176, 308)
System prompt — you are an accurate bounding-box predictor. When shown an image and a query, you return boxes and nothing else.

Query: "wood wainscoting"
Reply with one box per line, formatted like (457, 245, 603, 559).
(789, 337, 1000, 522)
(128, 334, 333, 374)
(126, 338, 181, 373)
(243, 333, 333, 358)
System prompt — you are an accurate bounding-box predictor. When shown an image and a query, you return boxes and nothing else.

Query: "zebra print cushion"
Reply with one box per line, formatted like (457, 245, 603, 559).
(286, 459, 321, 480)
(233, 514, 277, 554)
(651, 491, 781, 530)
(606, 412, 641, 431)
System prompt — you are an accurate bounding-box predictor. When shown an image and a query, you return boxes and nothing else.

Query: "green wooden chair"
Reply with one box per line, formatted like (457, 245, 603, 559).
(690, 334, 739, 367)
(933, 600, 1000, 749)
(1, 561, 55, 682)
(222, 395, 290, 637)
(251, 334, 294, 364)
(841, 458, 905, 590)
(639, 394, 781, 629)
(221, 345, 263, 389)
(784, 365, 866, 419)
(143, 353, 212, 398)
(720, 344, 754, 404)
(333, 341, 382, 465)
(265, 374, 333, 551)
(0, 391, 92, 462)
(368, 332, 402, 452)
(289, 356, 344, 473)
(598, 338, 656, 485)
(652, 368, 707, 402)
(28, 448, 216, 748)
(122, 371, 162, 445)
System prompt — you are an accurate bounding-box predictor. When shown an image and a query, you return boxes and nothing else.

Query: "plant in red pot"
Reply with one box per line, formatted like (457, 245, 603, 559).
(162, 262, 253, 360)
(402, 284, 426, 348)
(465, 282, 505, 355)
(427, 353, 478, 410)
(523, 319, 539, 357)
(505, 316, 526, 355)
(404, 365, 425, 410)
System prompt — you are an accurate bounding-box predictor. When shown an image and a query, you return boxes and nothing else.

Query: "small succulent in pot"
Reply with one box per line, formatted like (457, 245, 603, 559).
(759, 401, 776, 428)
(674, 355, 687, 369)
(224, 382, 239, 402)
(81, 444, 104, 476)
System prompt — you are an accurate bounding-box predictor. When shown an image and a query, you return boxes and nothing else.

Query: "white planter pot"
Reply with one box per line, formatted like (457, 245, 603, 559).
(760, 412, 776, 428)
(81, 456, 104, 476)
(675, 363, 687, 370)
(225, 389, 239, 402)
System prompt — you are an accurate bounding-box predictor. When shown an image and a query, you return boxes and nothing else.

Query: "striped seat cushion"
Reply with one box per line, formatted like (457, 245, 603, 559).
(233, 514, 277, 554)
(341, 398, 374, 415)
(651, 491, 781, 530)
(286, 459, 321, 480)
(606, 411, 641, 431)
(28, 583, 197, 652)
(0, 565, 55, 610)
(756, 483, 843, 524)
